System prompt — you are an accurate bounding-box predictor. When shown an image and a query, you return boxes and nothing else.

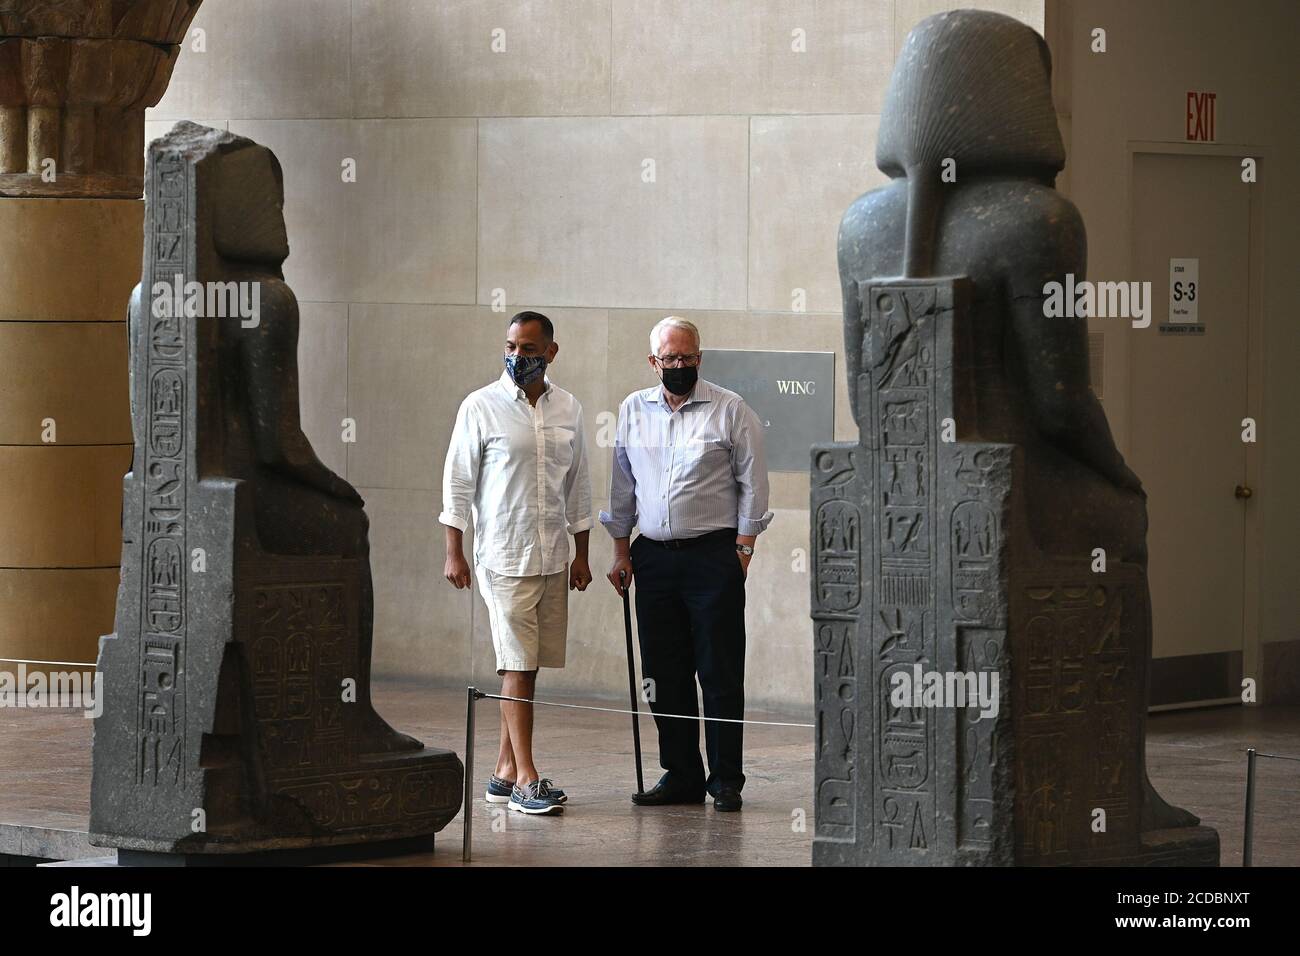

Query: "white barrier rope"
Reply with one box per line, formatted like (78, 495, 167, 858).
(0, 658, 97, 668)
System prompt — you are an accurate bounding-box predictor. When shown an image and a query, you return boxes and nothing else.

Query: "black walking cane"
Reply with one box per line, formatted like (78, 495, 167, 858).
(620, 570, 645, 795)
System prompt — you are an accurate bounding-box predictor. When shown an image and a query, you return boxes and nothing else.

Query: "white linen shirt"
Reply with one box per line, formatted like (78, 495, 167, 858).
(439, 370, 594, 576)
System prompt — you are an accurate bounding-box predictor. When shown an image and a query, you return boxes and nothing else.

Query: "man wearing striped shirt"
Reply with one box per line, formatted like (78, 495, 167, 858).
(601, 316, 773, 812)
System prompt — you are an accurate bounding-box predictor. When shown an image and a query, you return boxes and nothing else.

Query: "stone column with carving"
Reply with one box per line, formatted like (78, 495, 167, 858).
(0, 1, 202, 677)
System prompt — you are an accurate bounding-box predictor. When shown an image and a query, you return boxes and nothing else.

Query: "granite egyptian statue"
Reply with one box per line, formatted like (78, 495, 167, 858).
(811, 11, 1218, 866)
(89, 122, 463, 857)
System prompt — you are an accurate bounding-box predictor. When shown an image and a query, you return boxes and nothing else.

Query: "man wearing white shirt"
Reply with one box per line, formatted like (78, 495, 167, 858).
(440, 311, 593, 815)
(601, 316, 773, 812)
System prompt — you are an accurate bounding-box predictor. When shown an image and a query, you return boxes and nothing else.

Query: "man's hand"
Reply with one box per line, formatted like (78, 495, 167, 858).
(569, 556, 593, 591)
(444, 552, 471, 589)
(608, 555, 634, 595)
(735, 535, 756, 582)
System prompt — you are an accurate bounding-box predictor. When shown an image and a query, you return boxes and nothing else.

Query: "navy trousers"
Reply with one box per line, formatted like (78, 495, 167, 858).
(631, 529, 747, 796)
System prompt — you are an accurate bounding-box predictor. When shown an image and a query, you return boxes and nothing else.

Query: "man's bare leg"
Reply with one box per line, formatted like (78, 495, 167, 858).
(495, 702, 516, 782)
(500, 670, 539, 787)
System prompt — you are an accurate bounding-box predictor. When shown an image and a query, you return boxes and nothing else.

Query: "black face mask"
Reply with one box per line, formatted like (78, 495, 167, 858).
(660, 365, 698, 396)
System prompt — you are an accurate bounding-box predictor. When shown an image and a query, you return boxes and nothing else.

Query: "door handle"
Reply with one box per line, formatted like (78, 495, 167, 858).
(1235, 485, 1253, 500)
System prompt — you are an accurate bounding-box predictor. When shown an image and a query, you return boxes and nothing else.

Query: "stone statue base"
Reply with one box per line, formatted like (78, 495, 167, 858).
(91, 483, 463, 854)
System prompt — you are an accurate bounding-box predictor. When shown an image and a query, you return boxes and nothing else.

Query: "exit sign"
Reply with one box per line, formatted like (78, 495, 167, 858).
(1186, 91, 1216, 142)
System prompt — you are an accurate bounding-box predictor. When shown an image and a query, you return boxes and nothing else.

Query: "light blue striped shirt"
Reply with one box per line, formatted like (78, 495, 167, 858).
(600, 378, 773, 541)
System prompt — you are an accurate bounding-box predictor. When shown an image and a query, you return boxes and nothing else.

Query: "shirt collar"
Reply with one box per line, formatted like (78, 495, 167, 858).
(498, 367, 553, 401)
(645, 377, 714, 407)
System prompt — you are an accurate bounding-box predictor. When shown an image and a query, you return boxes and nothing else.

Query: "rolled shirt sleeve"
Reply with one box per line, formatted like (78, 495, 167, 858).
(438, 396, 480, 532)
(564, 406, 595, 535)
(731, 400, 774, 536)
(598, 402, 638, 538)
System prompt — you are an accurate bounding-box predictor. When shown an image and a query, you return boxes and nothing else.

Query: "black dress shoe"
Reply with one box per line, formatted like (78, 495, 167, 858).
(713, 787, 743, 812)
(631, 781, 706, 806)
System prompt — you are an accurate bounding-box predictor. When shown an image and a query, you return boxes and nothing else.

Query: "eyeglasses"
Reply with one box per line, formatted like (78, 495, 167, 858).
(654, 352, 701, 368)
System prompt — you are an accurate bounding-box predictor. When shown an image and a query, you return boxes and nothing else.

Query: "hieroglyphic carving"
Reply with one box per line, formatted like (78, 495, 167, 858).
(952, 500, 997, 620)
(815, 499, 861, 612)
(253, 583, 356, 776)
(811, 446, 864, 857)
(815, 621, 856, 840)
(276, 766, 462, 831)
(865, 283, 938, 861)
(1013, 572, 1142, 862)
(136, 152, 188, 788)
(957, 627, 1003, 848)
(818, 276, 1023, 865)
(1021, 731, 1071, 858)
(944, 444, 1012, 854)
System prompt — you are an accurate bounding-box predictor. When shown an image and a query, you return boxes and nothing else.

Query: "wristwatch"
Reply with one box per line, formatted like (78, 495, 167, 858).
(735, 544, 755, 556)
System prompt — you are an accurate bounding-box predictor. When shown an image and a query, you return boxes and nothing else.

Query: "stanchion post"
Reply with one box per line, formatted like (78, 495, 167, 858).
(1243, 747, 1257, 867)
(463, 686, 478, 863)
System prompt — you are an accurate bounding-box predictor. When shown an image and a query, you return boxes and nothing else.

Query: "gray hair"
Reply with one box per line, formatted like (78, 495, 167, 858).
(649, 316, 701, 356)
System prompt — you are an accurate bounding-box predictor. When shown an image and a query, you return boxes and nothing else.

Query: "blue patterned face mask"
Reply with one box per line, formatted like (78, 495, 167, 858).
(505, 353, 547, 387)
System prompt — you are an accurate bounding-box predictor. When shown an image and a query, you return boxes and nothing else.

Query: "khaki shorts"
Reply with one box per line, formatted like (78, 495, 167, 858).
(476, 564, 568, 674)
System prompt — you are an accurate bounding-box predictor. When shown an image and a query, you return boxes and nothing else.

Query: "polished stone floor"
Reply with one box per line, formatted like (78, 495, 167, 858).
(1, 678, 1296, 866)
